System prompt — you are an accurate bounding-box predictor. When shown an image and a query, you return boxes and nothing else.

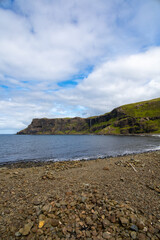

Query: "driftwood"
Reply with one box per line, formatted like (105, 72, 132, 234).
(129, 163, 138, 172)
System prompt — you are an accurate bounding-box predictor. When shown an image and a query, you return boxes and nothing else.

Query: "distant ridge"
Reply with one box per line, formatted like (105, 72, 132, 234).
(17, 98, 160, 135)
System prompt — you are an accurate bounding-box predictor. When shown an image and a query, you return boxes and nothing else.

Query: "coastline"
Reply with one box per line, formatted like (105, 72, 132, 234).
(0, 151, 160, 239)
(16, 133, 160, 136)
(0, 148, 159, 169)
(0, 146, 160, 169)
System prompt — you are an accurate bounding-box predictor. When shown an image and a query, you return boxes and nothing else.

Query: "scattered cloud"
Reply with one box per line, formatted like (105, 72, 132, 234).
(0, 0, 160, 133)
(56, 47, 160, 115)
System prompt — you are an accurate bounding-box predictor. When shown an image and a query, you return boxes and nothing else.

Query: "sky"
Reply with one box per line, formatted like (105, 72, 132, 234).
(0, 0, 160, 133)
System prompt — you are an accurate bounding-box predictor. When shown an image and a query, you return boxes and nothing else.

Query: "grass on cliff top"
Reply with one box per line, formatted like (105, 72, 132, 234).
(88, 98, 160, 121)
(120, 98, 160, 118)
(88, 98, 160, 134)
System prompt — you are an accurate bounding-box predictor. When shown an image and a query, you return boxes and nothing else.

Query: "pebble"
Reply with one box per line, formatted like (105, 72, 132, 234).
(33, 200, 41, 205)
(86, 217, 93, 225)
(138, 233, 146, 240)
(130, 231, 137, 239)
(19, 221, 33, 236)
(81, 196, 87, 203)
(143, 226, 148, 232)
(103, 166, 109, 170)
(37, 229, 43, 235)
(15, 231, 21, 237)
(130, 224, 138, 232)
(120, 177, 125, 182)
(65, 191, 73, 196)
(42, 204, 52, 212)
(103, 231, 111, 239)
(119, 217, 129, 226)
(110, 214, 116, 223)
(103, 219, 111, 228)
(50, 219, 59, 227)
(38, 220, 45, 228)
(130, 214, 137, 224)
(137, 220, 145, 230)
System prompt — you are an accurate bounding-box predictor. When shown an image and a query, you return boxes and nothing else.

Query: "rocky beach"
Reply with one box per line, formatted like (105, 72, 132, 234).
(0, 151, 160, 240)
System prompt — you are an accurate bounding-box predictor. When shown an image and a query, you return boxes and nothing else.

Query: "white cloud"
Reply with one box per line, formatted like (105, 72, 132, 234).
(54, 47, 160, 115)
(0, 0, 116, 81)
(1, 0, 159, 82)
(0, 0, 160, 133)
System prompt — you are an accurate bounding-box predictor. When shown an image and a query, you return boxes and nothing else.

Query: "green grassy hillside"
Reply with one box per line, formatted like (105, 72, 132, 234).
(121, 98, 160, 118)
(94, 98, 160, 135)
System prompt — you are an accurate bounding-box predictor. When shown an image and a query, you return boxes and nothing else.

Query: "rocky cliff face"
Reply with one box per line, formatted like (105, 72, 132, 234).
(17, 98, 160, 135)
(18, 117, 89, 135)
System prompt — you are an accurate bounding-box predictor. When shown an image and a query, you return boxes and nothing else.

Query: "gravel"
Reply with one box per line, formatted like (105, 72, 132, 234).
(0, 150, 160, 239)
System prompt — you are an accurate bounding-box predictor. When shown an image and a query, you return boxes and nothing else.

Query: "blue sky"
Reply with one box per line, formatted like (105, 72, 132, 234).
(0, 0, 160, 133)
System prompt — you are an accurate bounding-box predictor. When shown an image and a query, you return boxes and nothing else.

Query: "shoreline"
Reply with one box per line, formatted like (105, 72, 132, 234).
(0, 148, 160, 169)
(16, 133, 160, 136)
(0, 150, 160, 239)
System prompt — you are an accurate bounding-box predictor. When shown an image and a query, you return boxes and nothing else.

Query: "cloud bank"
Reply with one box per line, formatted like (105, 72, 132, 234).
(0, 0, 160, 133)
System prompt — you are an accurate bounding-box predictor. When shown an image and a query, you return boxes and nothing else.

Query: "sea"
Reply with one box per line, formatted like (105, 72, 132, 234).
(0, 134, 160, 164)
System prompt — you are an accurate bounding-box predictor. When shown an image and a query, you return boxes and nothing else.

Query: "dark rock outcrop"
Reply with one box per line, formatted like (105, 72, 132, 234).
(18, 117, 89, 135)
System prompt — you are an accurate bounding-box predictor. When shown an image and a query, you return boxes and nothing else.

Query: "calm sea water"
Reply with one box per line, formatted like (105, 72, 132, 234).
(0, 134, 160, 164)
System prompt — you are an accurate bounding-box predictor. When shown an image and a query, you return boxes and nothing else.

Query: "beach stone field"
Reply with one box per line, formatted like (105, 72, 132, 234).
(0, 151, 160, 240)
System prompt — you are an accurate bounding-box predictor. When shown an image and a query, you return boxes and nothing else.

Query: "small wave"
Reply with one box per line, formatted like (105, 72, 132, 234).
(146, 145, 160, 151)
(151, 134, 160, 137)
(73, 147, 160, 161)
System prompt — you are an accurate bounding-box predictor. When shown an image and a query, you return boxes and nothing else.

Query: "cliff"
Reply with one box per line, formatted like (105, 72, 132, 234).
(17, 98, 160, 135)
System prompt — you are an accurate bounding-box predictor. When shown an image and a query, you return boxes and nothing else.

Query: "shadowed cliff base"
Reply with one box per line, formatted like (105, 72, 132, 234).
(17, 98, 160, 135)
